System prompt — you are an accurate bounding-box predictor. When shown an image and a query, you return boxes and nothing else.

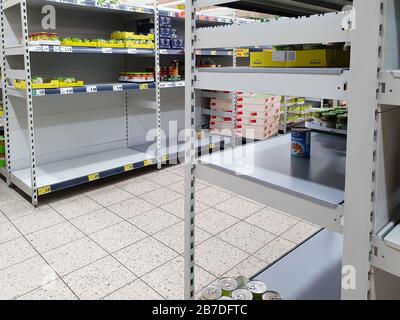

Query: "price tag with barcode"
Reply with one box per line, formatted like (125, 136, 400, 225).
(41, 45, 50, 52)
(53, 46, 61, 52)
(30, 45, 42, 52)
(159, 49, 168, 54)
(61, 46, 73, 53)
(127, 6, 134, 12)
(86, 86, 97, 93)
(60, 87, 73, 95)
(168, 12, 175, 17)
(127, 49, 137, 54)
(136, 8, 145, 13)
(102, 48, 112, 54)
(113, 84, 123, 91)
(139, 83, 149, 90)
(34, 89, 45, 97)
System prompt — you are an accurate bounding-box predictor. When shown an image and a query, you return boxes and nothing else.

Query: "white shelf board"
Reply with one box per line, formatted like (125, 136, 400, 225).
(372, 233, 400, 278)
(195, 67, 349, 101)
(195, 132, 346, 232)
(11, 148, 155, 190)
(306, 122, 347, 135)
(384, 224, 400, 252)
(194, 11, 351, 49)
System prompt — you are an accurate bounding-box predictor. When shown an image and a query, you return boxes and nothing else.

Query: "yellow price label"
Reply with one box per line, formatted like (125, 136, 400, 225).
(136, 8, 144, 13)
(144, 159, 153, 167)
(124, 164, 134, 172)
(88, 173, 100, 181)
(139, 83, 148, 90)
(176, 4, 185, 10)
(162, 155, 169, 162)
(209, 143, 216, 149)
(38, 186, 52, 196)
(210, 50, 217, 55)
(235, 48, 249, 58)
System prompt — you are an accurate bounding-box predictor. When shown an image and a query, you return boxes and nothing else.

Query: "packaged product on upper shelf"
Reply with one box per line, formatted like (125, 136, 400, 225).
(29, 32, 60, 46)
(14, 76, 85, 89)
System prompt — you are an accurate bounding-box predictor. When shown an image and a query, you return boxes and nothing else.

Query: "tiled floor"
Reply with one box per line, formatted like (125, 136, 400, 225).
(0, 165, 320, 300)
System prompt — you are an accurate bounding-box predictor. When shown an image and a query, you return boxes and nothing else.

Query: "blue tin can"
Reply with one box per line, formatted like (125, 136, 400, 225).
(291, 128, 311, 159)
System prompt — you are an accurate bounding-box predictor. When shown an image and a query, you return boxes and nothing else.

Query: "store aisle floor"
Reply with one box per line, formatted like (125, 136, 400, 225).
(0, 165, 319, 300)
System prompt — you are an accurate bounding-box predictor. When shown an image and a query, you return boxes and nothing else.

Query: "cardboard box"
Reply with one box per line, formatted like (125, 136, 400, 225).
(250, 49, 350, 68)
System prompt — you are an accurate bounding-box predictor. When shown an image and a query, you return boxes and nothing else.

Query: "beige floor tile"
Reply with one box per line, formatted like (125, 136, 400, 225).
(85, 185, 133, 207)
(0, 221, 21, 244)
(167, 166, 185, 177)
(215, 197, 264, 220)
(17, 278, 77, 300)
(52, 197, 102, 220)
(195, 238, 249, 277)
(0, 256, 57, 300)
(166, 180, 208, 195)
(153, 221, 212, 254)
(63, 256, 135, 300)
(0, 212, 8, 224)
(113, 237, 178, 277)
(217, 221, 276, 254)
(89, 221, 147, 253)
(70, 208, 122, 235)
(196, 208, 239, 235)
(223, 256, 267, 279)
(1, 201, 50, 221)
(128, 208, 180, 235)
(195, 187, 232, 206)
(245, 208, 299, 236)
(107, 196, 155, 220)
(0, 189, 26, 208)
(42, 237, 108, 276)
(45, 189, 84, 207)
(26, 221, 85, 254)
(160, 197, 210, 219)
(145, 171, 183, 187)
(103, 279, 164, 300)
(140, 187, 182, 206)
(280, 221, 320, 244)
(116, 179, 162, 196)
(0, 237, 38, 270)
(254, 237, 297, 264)
(12, 209, 65, 235)
(142, 256, 216, 300)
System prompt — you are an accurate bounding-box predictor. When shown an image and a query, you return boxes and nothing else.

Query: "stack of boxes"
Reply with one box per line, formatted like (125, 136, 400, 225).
(235, 93, 281, 140)
(137, 16, 184, 50)
(209, 96, 234, 136)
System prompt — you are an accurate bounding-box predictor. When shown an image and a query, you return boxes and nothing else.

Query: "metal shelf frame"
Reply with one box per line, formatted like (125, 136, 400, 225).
(185, 0, 400, 300)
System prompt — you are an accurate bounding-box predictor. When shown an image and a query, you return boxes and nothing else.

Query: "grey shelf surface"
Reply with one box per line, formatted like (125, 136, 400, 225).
(254, 229, 343, 300)
(384, 224, 400, 252)
(198, 132, 346, 207)
(197, 67, 347, 75)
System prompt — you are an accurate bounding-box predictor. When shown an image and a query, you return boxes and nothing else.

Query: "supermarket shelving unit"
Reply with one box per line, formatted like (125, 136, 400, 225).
(185, 0, 400, 300)
(0, 0, 239, 204)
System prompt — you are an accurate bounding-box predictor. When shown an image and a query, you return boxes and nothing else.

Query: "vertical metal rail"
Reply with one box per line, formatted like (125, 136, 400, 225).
(184, 0, 196, 300)
(341, 0, 383, 300)
(20, 0, 38, 205)
(231, 10, 237, 148)
(0, 0, 11, 185)
(155, 0, 162, 169)
(282, 96, 288, 134)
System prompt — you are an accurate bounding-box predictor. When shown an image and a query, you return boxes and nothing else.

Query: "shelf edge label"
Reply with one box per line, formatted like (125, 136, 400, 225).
(88, 173, 100, 181)
(124, 164, 134, 172)
(38, 186, 52, 196)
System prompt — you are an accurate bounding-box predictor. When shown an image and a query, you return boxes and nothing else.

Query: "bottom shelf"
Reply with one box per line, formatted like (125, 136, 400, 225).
(253, 229, 343, 300)
(11, 148, 155, 197)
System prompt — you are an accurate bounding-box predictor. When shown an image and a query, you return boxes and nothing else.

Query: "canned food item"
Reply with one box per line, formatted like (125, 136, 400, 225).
(291, 127, 311, 159)
(231, 289, 253, 301)
(246, 281, 268, 300)
(218, 277, 238, 297)
(201, 285, 222, 300)
(262, 291, 282, 300)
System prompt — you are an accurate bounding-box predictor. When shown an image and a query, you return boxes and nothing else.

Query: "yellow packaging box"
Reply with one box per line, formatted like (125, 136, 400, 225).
(14, 80, 59, 89)
(61, 39, 98, 47)
(250, 49, 350, 68)
(250, 50, 287, 67)
(124, 40, 155, 49)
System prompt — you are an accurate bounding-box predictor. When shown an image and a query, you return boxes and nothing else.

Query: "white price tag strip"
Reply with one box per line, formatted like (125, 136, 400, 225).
(113, 84, 123, 91)
(41, 45, 50, 52)
(102, 48, 113, 54)
(60, 87, 73, 95)
(30, 45, 42, 52)
(160, 49, 168, 54)
(53, 46, 61, 52)
(34, 89, 45, 96)
(61, 46, 73, 53)
(86, 85, 97, 93)
(127, 49, 137, 54)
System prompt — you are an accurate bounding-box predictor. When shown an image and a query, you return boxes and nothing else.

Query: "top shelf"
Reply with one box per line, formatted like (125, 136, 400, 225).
(16, 0, 243, 24)
(209, 0, 353, 16)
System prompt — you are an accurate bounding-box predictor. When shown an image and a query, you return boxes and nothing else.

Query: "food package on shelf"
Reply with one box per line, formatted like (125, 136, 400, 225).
(236, 124, 279, 140)
(60, 37, 98, 47)
(29, 32, 60, 46)
(96, 38, 125, 48)
(119, 72, 154, 83)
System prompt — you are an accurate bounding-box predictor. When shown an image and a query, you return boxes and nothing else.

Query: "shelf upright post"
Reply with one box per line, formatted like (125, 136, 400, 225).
(341, 0, 383, 300)
(184, 0, 196, 300)
(0, 0, 11, 185)
(231, 9, 237, 148)
(155, 0, 162, 169)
